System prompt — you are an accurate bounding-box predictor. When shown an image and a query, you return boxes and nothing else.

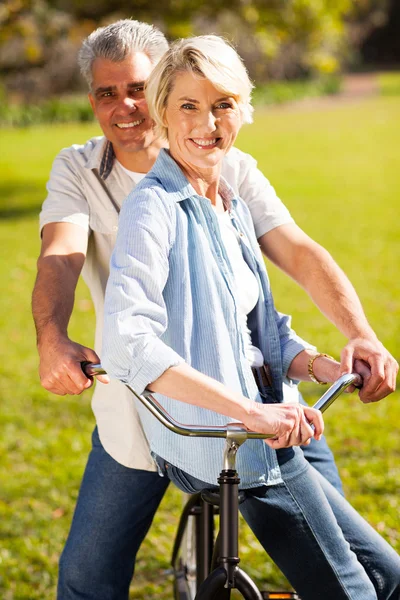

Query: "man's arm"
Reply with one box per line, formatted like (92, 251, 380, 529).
(229, 147, 398, 402)
(259, 223, 398, 402)
(32, 222, 109, 395)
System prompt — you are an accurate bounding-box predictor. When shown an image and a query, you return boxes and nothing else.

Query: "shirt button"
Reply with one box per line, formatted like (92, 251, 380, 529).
(112, 225, 118, 231)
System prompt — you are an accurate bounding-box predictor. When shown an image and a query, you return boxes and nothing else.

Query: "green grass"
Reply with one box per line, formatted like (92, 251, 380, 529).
(0, 96, 399, 598)
(378, 72, 400, 96)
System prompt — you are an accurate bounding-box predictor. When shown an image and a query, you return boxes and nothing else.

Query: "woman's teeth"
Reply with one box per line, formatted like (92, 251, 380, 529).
(192, 138, 217, 146)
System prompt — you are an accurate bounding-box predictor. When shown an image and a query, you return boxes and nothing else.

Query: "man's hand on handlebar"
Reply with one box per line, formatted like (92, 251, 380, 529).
(340, 337, 398, 403)
(38, 336, 110, 395)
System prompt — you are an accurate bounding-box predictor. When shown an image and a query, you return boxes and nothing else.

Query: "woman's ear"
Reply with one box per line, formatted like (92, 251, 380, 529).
(161, 108, 168, 128)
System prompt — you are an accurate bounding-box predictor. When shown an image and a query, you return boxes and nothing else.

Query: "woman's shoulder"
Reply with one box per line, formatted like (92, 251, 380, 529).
(124, 172, 176, 211)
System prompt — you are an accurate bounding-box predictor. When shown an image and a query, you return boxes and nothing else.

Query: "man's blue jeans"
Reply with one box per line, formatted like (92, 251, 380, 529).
(300, 394, 345, 496)
(57, 425, 382, 599)
(58, 428, 169, 599)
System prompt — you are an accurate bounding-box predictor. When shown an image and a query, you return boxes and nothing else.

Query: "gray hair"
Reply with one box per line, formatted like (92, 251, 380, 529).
(145, 35, 254, 139)
(78, 19, 169, 89)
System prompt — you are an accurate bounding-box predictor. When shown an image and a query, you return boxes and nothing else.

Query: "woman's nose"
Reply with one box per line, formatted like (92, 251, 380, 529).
(198, 110, 217, 132)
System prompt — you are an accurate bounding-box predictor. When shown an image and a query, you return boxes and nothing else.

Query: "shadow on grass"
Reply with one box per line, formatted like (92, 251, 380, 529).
(0, 181, 43, 220)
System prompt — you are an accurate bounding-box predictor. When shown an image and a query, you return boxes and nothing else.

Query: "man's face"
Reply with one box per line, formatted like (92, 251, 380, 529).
(88, 52, 157, 160)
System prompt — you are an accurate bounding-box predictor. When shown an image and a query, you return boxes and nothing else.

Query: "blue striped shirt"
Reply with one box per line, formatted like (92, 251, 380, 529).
(102, 149, 311, 488)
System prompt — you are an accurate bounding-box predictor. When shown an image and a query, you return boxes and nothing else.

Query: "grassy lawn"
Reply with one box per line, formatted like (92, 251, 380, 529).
(0, 96, 399, 599)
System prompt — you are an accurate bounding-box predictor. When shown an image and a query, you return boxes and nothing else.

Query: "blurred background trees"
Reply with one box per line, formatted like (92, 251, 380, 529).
(0, 0, 398, 103)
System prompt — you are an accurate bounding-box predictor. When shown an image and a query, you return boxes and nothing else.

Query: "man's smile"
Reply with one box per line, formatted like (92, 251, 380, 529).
(115, 119, 145, 129)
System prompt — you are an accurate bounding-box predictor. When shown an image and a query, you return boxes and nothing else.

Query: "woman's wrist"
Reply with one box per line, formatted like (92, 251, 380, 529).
(311, 354, 340, 384)
(287, 349, 340, 384)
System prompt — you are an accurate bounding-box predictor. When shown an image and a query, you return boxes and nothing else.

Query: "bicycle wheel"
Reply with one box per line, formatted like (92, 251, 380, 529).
(172, 492, 216, 599)
(180, 496, 198, 598)
(172, 493, 201, 600)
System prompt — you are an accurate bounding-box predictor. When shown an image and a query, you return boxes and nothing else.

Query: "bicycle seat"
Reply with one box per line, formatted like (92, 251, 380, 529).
(201, 488, 246, 506)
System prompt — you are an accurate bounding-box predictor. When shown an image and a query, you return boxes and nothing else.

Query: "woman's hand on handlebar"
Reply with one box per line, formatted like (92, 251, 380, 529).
(312, 356, 366, 392)
(243, 403, 324, 450)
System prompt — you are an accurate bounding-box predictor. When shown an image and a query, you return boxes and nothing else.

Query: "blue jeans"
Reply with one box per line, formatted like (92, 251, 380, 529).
(58, 428, 169, 599)
(299, 395, 345, 496)
(164, 448, 400, 600)
(57, 425, 349, 599)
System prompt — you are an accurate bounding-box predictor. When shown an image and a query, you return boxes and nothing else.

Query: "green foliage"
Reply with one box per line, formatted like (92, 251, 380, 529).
(0, 0, 394, 104)
(0, 97, 399, 598)
(0, 95, 95, 127)
(253, 75, 342, 106)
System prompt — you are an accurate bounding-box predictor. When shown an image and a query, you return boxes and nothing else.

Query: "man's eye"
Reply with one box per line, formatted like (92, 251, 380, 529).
(101, 92, 114, 98)
(131, 86, 145, 94)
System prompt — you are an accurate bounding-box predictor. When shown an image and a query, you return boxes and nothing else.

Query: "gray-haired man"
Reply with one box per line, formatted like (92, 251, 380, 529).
(32, 19, 398, 599)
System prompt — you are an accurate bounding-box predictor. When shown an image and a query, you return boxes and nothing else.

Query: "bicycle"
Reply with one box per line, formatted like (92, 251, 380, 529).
(83, 363, 358, 600)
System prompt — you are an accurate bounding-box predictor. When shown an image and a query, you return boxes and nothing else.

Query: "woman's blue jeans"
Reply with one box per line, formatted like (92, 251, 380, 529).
(164, 448, 400, 600)
(57, 428, 399, 599)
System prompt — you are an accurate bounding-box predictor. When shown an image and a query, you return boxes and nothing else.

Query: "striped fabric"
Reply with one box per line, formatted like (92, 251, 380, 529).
(102, 149, 311, 488)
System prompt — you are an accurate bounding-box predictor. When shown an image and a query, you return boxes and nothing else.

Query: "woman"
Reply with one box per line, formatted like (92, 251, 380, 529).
(102, 36, 400, 599)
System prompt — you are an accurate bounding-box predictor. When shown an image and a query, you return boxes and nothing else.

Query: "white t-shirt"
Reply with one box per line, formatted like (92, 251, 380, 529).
(216, 210, 264, 367)
(116, 160, 146, 185)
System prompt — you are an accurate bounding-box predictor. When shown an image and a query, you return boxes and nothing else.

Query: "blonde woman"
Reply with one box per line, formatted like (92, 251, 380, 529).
(103, 36, 400, 599)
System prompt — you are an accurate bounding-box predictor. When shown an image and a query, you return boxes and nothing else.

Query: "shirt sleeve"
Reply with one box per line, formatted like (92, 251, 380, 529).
(39, 148, 90, 234)
(223, 148, 294, 239)
(275, 309, 316, 378)
(102, 187, 185, 395)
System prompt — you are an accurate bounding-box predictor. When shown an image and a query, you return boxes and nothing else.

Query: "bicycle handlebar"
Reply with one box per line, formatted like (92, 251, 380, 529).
(82, 362, 359, 440)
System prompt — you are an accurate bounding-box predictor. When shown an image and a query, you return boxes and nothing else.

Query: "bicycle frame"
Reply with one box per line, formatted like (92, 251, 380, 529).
(83, 363, 358, 599)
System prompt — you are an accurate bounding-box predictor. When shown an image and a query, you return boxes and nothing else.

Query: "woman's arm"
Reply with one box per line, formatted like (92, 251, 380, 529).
(149, 362, 324, 449)
(288, 350, 340, 383)
(102, 187, 184, 392)
(287, 350, 368, 393)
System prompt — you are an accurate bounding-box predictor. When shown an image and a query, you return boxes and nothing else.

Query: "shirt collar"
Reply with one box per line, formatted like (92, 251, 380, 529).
(85, 137, 115, 180)
(86, 143, 238, 205)
(148, 148, 237, 209)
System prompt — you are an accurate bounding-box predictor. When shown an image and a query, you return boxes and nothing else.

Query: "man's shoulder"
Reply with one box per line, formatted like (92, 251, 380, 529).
(223, 146, 257, 170)
(54, 135, 106, 167)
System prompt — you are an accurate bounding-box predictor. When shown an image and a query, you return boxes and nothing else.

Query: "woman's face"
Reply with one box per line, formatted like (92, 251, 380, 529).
(164, 71, 242, 174)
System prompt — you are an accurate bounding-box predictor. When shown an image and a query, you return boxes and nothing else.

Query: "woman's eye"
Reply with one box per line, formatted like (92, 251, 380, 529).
(181, 103, 196, 110)
(216, 102, 232, 109)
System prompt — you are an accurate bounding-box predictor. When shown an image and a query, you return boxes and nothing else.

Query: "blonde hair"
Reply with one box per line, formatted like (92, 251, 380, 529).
(145, 35, 254, 138)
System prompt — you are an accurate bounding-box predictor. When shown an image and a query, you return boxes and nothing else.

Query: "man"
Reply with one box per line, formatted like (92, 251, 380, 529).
(32, 19, 398, 599)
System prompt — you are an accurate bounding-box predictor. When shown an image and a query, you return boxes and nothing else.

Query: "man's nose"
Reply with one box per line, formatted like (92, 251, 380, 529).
(119, 96, 138, 111)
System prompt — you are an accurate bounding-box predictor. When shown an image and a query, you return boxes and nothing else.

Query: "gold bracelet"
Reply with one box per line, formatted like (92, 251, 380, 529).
(308, 353, 334, 385)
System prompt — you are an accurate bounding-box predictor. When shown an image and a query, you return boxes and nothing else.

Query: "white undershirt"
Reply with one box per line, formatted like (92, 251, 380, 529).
(216, 210, 264, 367)
(116, 160, 147, 185)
